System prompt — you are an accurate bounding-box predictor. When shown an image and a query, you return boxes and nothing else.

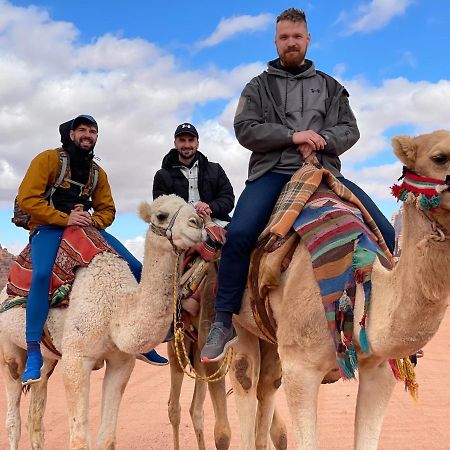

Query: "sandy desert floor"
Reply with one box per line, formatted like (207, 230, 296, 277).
(1, 308, 450, 449)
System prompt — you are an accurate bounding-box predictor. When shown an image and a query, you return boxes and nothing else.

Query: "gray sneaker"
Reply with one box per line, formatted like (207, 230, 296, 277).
(200, 322, 238, 363)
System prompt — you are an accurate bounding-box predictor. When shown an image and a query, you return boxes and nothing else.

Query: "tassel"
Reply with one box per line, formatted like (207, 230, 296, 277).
(359, 326, 369, 353)
(339, 290, 352, 312)
(337, 355, 355, 380)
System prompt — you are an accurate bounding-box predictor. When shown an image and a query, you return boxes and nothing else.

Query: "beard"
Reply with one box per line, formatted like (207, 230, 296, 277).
(279, 48, 306, 68)
(74, 136, 96, 152)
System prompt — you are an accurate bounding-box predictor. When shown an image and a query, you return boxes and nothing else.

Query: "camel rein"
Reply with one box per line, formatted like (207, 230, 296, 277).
(149, 209, 233, 381)
(171, 253, 233, 382)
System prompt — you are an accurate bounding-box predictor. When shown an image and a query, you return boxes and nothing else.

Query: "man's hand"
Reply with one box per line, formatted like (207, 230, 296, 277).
(194, 201, 212, 218)
(68, 209, 92, 226)
(292, 130, 326, 155)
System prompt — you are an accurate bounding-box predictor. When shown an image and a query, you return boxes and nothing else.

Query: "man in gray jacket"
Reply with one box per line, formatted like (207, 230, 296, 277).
(201, 8, 395, 362)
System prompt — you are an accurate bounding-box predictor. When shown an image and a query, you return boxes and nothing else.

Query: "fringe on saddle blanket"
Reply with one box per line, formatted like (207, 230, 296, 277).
(254, 163, 417, 397)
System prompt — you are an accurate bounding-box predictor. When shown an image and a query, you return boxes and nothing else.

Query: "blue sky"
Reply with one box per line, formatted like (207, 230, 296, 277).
(1, 0, 450, 257)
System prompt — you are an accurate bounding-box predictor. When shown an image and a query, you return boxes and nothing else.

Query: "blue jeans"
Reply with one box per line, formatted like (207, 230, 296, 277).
(26, 226, 142, 342)
(215, 171, 395, 314)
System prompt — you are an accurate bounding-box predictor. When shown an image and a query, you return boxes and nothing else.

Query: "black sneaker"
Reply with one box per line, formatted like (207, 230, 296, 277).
(200, 322, 238, 363)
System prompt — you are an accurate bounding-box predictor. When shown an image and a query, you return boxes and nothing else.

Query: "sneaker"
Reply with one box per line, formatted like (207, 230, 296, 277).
(200, 322, 238, 363)
(136, 349, 169, 366)
(22, 348, 44, 386)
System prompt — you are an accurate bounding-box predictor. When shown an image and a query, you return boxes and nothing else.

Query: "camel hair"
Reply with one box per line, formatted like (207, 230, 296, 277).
(227, 130, 450, 450)
(0, 194, 204, 450)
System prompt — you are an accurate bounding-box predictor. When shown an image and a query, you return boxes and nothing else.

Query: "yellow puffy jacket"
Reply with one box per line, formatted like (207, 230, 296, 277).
(17, 149, 116, 233)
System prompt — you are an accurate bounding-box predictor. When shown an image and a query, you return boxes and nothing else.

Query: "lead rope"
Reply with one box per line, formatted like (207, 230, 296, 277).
(172, 253, 233, 382)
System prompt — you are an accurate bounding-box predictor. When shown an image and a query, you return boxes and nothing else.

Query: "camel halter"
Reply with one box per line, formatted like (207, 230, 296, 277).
(391, 168, 450, 244)
(150, 206, 183, 253)
(150, 207, 233, 382)
(391, 168, 450, 210)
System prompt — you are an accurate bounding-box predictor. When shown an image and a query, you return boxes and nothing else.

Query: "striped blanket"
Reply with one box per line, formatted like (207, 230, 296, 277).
(256, 163, 394, 379)
(6, 226, 117, 302)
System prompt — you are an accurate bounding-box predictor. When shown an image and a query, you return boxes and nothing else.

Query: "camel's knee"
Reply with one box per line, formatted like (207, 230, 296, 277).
(168, 399, 181, 426)
(5, 358, 21, 381)
(215, 432, 231, 450)
(233, 355, 253, 392)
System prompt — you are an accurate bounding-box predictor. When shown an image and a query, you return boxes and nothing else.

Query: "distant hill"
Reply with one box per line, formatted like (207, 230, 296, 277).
(0, 244, 15, 290)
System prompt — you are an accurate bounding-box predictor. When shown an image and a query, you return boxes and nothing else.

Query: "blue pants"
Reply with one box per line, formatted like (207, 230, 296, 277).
(26, 226, 142, 342)
(215, 171, 395, 314)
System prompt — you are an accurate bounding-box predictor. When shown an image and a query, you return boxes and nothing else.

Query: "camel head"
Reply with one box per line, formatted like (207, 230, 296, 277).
(392, 130, 450, 230)
(139, 194, 205, 250)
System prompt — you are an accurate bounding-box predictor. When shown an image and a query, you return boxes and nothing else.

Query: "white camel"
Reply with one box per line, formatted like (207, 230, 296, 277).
(0, 194, 204, 450)
(228, 130, 450, 449)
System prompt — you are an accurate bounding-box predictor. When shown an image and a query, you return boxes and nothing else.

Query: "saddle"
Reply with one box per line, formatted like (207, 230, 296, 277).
(249, 164, 394, 379)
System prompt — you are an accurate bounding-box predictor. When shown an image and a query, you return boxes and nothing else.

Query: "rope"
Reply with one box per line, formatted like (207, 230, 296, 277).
(172, 254, 233, 382)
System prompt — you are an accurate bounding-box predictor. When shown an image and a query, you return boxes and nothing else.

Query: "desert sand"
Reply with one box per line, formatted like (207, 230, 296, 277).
(1, 308, 450, 449)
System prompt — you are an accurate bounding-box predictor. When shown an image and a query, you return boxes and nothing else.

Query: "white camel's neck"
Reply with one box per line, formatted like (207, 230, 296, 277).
(367, 201, 450, 357)
(113, 230, 178, 354)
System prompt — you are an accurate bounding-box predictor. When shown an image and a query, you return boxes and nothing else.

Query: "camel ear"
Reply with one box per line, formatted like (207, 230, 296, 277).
(139, 201, 152, 223)
(392, 135, 417, 169)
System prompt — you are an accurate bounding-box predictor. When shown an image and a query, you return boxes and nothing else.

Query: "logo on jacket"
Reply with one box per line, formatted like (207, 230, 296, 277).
(311, 89, 321, 93)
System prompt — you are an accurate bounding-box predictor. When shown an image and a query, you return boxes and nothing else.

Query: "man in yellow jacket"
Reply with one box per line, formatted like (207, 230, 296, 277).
(18, 114, 167, 386)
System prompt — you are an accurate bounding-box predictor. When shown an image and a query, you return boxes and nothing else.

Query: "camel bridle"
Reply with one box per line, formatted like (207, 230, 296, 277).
(149, 205, 233, 382)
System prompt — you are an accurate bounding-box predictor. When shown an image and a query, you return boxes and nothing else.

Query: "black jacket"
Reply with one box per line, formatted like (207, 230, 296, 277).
(153, 149, 234, 221)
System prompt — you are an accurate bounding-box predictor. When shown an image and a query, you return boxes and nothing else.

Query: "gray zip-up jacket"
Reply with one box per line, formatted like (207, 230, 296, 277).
(234, 59, 360, 180)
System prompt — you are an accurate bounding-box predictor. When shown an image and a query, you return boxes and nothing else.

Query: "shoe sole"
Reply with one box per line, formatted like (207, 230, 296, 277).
(136, 354, 169, 366)
(201, 335, 239, 363)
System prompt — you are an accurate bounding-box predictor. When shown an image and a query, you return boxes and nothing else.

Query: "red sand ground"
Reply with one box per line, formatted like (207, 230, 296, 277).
(1, 309, 450, 449)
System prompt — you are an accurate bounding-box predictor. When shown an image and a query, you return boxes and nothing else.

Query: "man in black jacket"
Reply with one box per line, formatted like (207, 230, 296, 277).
(153, 123, 234, 224)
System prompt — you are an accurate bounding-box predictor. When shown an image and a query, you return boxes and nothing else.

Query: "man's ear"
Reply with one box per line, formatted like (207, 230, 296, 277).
(69, 130, 75, 142)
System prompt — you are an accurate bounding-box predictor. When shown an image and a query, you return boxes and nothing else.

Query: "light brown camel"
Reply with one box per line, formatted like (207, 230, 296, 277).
(228, 130, 450, 449)
(168, 260, 288, 450)
(167, 263, 231, 450)
(0, 194, 204, 450)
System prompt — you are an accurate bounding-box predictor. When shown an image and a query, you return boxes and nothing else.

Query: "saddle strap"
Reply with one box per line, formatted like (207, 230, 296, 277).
(42, 325, 62, 357)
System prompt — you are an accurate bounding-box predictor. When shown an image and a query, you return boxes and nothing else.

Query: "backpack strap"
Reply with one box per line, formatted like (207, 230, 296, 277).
(46, 149, 70, 205)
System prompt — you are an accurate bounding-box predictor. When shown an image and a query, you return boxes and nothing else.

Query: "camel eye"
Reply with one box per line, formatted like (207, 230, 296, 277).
(156, 212, 169, 222)
(431, 154, 448, 165)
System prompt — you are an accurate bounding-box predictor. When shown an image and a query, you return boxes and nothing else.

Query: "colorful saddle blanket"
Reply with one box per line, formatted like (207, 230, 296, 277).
(5, 226, 117, 304)
(251, 163, 394, 379)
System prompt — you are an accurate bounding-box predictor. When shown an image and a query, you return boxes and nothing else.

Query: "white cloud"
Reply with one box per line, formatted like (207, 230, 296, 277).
(196, 14, 273, 49)
(124, 235, 145, 262)
(339, 0, 413, 34)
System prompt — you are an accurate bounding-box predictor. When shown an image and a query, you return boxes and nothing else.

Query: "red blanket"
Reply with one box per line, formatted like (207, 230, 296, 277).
(7, 226, 117, 299)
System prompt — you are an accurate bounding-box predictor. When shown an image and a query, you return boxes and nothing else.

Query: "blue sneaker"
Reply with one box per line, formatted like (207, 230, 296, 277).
(22, 348, 44, 386)
(137, 349, 169, 366)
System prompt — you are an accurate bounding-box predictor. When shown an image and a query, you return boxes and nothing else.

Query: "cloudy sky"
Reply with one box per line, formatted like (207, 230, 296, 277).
(1, 0, 449, 258)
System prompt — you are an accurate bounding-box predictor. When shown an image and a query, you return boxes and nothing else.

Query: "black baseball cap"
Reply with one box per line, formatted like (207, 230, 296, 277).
(174, 123, 198, 138)
(71, 114, 98, 131)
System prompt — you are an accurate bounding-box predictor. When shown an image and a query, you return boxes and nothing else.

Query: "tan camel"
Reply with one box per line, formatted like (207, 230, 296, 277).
(0, 194, 204, 450)
(167, 263, 231, 450)
(228, 130, 450, 449)
(168, 262, 288, 450)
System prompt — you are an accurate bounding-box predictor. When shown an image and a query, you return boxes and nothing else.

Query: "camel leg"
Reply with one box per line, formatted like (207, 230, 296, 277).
(167, 341, 188, 450)
(354, 360, 396, 450)
(204, 358, 231, 450)
(256, 341, 286, 450)
(27, 358, 58, 450)
(279, 348, 323, 450)
(61, 355, 95, 450)
(189, 349, 208, 450)
(270, 407, 288, 450)
(229, 322, 260, 450)
(1, 346, 25, 450)
(96, 353, 135, 450)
